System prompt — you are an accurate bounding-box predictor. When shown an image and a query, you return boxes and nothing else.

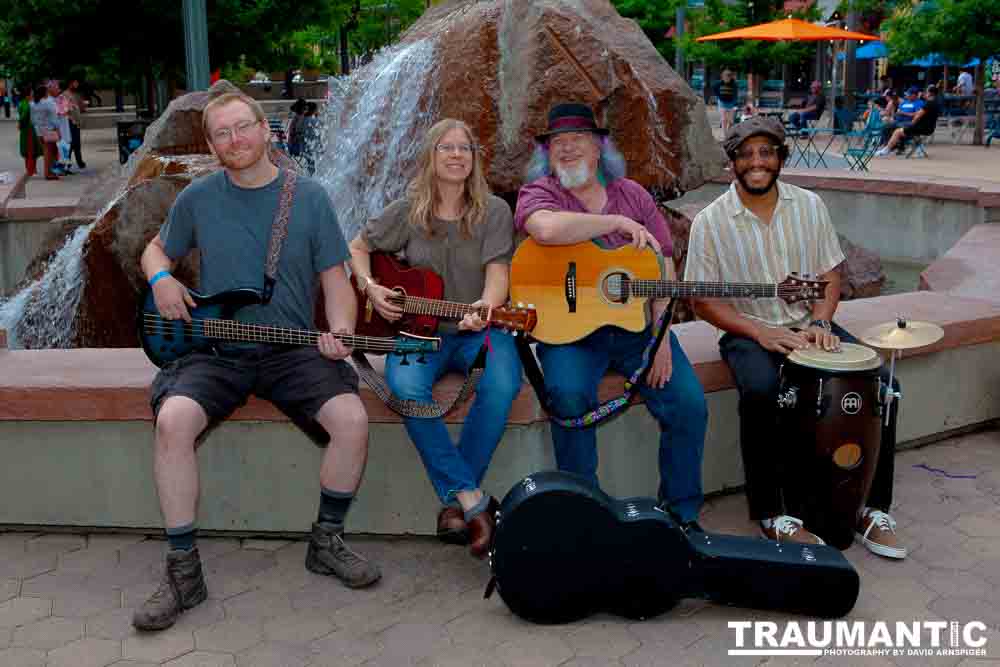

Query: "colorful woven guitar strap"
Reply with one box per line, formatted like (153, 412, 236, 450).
(517, 301, 675, 429)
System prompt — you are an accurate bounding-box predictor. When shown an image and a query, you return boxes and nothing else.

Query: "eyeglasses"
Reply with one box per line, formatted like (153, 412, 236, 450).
(435, 143, 474, 154)
(211, 119, 261, 145)
(734, 145, 780, 162)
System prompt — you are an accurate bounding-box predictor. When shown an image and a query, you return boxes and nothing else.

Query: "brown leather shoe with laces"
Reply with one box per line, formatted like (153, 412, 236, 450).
(467, 497, 500, 559)
(437, 506, 468, 545)
(305, 522, 381, 588)
(132, 548, 208, 631)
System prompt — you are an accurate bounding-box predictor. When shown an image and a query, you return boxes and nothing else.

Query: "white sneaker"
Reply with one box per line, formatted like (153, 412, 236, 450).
(875, 147, 891, 157)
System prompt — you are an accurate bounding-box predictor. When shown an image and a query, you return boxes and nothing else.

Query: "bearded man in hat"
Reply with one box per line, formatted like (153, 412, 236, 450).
(683, 116, 906, 557)
(514, 102, 708, 531)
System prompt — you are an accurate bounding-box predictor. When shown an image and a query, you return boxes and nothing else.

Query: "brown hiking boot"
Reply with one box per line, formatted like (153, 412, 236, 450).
(132, 548, 208, 631)
(305, 522, 381, 588)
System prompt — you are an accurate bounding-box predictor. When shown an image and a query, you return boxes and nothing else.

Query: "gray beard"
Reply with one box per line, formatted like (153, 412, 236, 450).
(555, 163, 591, 190)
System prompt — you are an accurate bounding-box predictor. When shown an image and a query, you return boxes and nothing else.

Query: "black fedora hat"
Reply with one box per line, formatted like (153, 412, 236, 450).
(535, 102, 610, 143)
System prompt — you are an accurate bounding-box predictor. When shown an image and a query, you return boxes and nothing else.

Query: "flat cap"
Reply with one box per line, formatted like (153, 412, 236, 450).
(722, 116, 786, 158)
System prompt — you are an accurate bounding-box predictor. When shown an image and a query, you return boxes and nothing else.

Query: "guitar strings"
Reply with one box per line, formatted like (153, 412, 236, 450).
(141, 315, 406, 351)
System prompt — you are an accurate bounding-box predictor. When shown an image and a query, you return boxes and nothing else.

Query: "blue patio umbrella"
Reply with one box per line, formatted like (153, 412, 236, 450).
(855, 41, 888, 60)
(908, 53, 953, 67)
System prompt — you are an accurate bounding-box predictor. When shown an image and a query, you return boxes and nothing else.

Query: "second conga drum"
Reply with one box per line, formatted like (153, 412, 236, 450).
(777, 343, 883, 550)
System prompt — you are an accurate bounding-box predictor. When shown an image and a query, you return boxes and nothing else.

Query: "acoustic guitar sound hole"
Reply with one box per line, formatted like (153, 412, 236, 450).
(601, 272, 631, 304)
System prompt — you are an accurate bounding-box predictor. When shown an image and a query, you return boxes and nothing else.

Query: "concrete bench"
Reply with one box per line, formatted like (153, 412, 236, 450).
(2, 291, 1000, 536)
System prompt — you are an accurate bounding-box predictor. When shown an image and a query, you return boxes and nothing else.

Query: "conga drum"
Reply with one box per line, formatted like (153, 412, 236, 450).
(776, 343, 884, 550)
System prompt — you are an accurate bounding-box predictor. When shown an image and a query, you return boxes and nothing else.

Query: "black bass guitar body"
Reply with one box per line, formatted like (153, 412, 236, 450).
(488, 471, 859, 625)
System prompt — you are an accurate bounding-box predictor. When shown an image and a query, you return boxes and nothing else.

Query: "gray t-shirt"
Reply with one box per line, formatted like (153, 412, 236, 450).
(160, 169, 348, 331)
(361, 194, 514, 308)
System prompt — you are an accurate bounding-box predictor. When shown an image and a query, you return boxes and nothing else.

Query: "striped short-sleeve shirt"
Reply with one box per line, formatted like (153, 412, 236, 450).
(683, 180, 845, 330)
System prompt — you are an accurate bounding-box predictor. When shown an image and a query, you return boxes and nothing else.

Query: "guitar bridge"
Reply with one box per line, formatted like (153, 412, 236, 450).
(565, 262, 577, 313)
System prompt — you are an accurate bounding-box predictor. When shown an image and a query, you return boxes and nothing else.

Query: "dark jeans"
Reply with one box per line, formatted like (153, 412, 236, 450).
(537, 327, 708, 522)
(719, 322, 898, 521)
(69, 123, 84, 166)
(788, 111, 819, 129)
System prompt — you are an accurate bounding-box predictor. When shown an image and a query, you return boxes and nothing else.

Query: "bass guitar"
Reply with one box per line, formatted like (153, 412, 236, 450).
(488, 471, 860, 624)
(509, 238, 827, 344)
(352, 252, 537, 338)
(138, 288, 440, 368)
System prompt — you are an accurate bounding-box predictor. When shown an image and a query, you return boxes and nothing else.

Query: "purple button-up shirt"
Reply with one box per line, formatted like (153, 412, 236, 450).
(514, 175, 673, 256)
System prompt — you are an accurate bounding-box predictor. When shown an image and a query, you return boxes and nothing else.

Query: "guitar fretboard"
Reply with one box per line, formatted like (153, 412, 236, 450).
(142, 315, 404, 352)
(392, 295, 489, 321)
(630, 280, 780, 300)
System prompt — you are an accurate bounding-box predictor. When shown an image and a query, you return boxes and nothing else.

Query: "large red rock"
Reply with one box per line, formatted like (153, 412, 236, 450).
(333, 0, 724, 198)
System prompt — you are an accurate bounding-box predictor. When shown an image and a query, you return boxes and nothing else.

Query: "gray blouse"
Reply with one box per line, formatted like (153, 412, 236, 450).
(362, 195, 514, 311)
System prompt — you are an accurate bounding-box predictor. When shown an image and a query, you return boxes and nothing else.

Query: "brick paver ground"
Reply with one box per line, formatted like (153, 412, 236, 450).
(0, 429, 997, 666)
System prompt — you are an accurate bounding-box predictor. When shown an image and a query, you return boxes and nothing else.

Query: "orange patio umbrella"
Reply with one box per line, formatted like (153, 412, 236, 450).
(696, 18, 878, 42)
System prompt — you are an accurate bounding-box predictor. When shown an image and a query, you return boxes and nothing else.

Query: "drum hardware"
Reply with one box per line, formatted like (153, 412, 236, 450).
(860, 317, 944, 426)
(816, 378, 824, 417)
(777, 385, 798, 408)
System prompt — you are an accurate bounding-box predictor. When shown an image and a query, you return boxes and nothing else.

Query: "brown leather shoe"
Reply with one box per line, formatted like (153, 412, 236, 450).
(467, 497, 499, 559)
(437, 506, 468, 545)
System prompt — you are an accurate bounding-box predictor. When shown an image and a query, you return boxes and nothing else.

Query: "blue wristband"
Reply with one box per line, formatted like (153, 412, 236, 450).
(149, 270, 171, 287)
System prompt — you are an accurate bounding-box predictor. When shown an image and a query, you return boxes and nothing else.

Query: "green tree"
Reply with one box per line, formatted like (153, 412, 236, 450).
(880, 0, 1000, 145)
(612, 0, 685, 64)
(0, 0, 347, 101)
(682, 0, 819, 100)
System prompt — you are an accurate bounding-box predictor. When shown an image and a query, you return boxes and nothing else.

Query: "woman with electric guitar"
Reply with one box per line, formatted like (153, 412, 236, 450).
(348, 118, 522, 558)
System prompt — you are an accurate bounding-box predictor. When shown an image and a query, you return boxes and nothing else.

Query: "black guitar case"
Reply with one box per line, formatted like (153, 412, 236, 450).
(487, 471, 859, 625)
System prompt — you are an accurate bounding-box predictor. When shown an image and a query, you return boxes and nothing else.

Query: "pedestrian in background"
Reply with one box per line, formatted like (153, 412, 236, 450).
(17, 87, 43, 177)
(62, 77, 87, 169)
(30, 84, 61, 180)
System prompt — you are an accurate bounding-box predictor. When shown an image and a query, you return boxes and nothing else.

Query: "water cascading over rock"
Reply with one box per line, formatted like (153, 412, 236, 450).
(5, 0, 731, 348)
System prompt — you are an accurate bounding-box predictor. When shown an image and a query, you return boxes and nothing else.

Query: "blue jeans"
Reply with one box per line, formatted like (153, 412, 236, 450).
(536, 327, 707, 522)
(385, 329, 523, 505)
(789, 111, 818, 129)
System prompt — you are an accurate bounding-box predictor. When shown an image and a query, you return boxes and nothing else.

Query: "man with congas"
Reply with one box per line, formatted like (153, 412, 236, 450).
(683, 116, 906, 559)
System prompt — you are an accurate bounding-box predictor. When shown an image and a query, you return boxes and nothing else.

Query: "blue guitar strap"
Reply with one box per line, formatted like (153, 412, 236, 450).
(262, 169, 298, 304)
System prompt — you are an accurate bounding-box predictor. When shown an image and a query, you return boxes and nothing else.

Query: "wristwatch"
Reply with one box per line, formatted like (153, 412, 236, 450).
(809, 318, 832, 333)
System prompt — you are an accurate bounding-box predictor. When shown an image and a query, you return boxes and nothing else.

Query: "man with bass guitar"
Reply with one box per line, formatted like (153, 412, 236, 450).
(135, 91, 380, 631)
(514, 103, 708, 531)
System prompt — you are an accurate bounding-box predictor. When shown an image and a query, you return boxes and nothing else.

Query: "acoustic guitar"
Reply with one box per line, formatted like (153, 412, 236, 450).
(488, 471, 860, 624)
(509, 238, 827, 344)
(352, 252, 537, 338)
(138, 288, 440, 368)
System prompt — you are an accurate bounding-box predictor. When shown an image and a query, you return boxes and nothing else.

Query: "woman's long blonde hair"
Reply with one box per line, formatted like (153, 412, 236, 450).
(406, 119, 489, 238)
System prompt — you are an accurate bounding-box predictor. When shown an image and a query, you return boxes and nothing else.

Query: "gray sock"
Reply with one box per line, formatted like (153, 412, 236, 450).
(463, 494, 490, 522)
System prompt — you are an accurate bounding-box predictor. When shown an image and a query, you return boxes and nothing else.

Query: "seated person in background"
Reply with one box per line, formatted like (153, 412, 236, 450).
(788, 81, 826, 129)
(348, 118, 521, 559)
(684, 116, 906, 557)
(861, 97, 889, 127)
(877, 85, 940, 155)
(514, 102, 708, 530)
(953, 69, 974, 97)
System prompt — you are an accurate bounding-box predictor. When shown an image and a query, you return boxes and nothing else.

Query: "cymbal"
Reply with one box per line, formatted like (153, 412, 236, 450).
(860, 318, 944, 350)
